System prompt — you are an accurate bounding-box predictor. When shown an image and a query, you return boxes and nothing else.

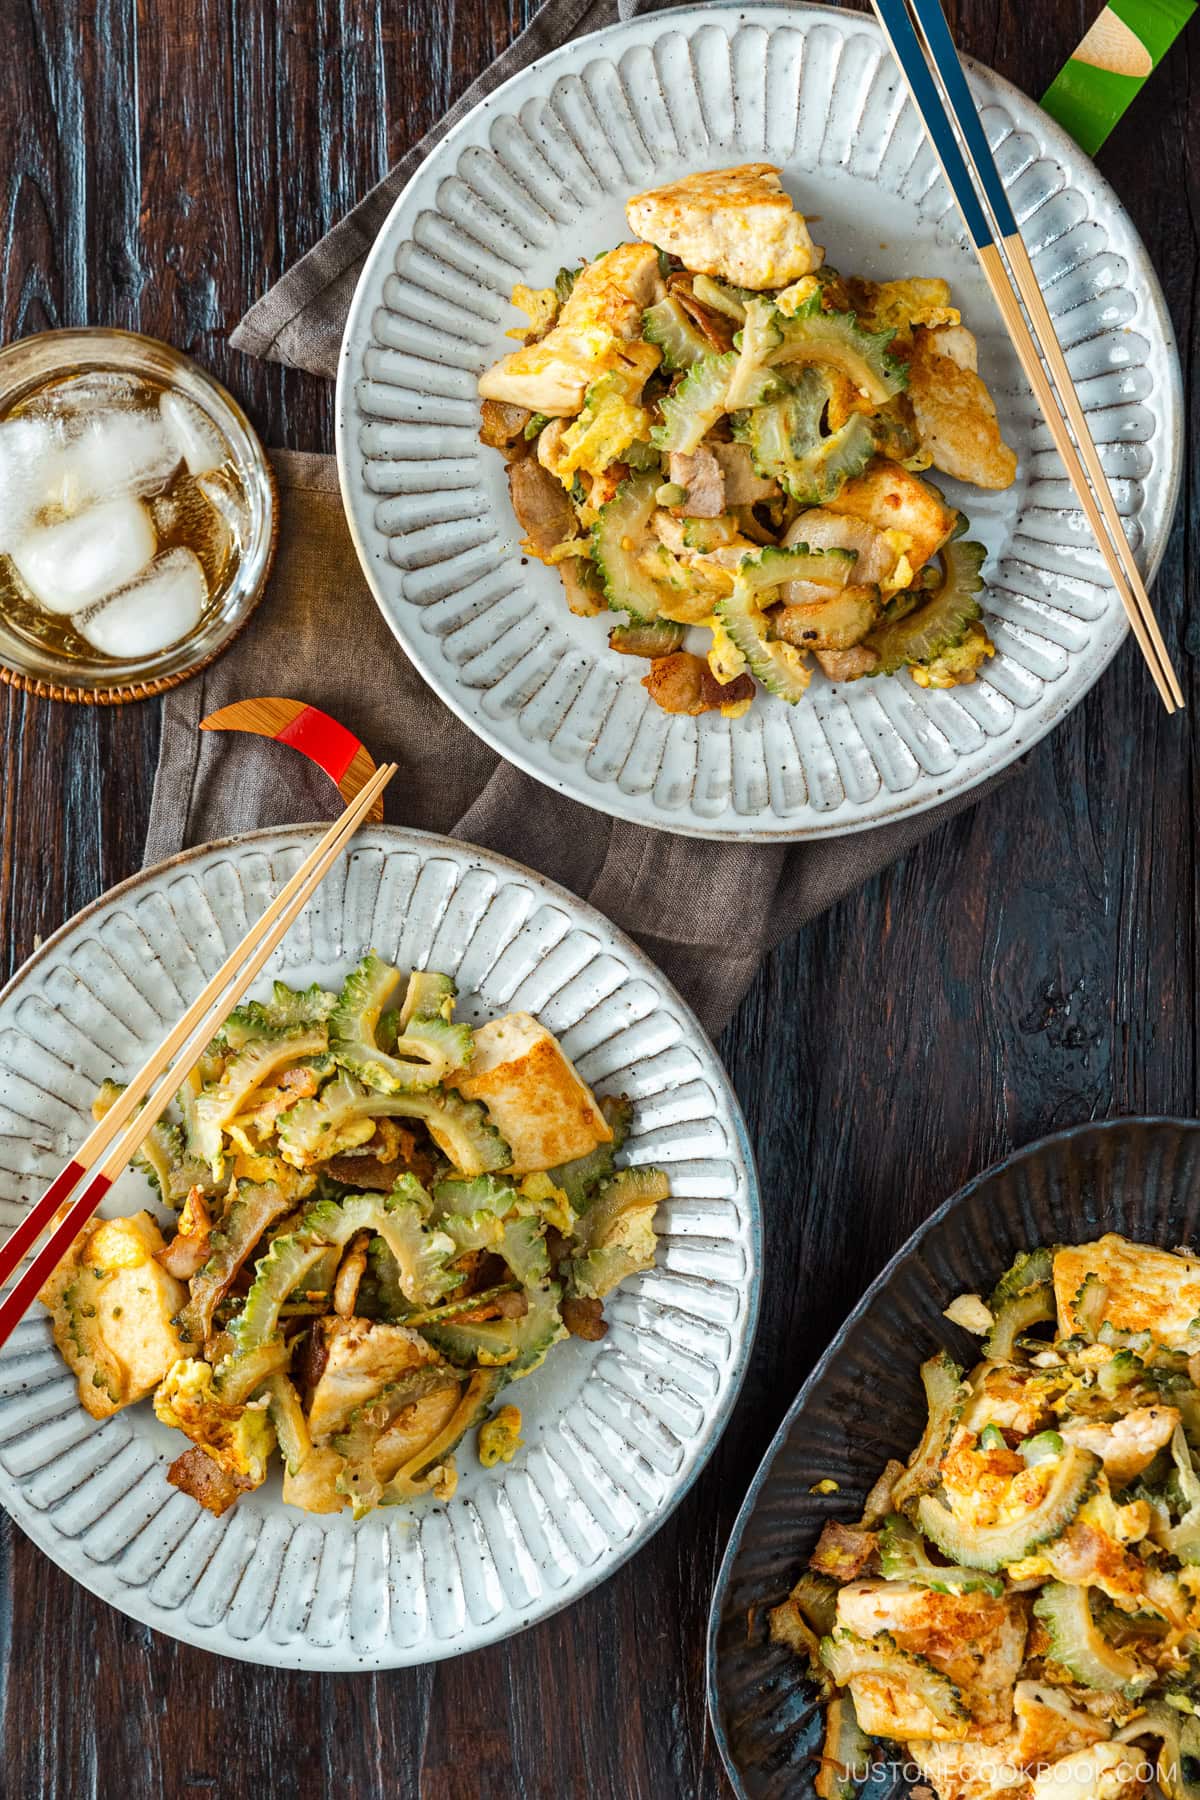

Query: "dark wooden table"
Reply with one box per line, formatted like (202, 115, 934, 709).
(0, 2, 1195, 1794)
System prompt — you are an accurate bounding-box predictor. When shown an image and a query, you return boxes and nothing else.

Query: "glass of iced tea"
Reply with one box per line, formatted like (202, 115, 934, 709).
(0, 329, 276, 701)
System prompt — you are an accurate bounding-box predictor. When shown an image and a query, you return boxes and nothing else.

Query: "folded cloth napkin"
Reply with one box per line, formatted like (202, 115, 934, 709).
(147, 0, 1022, 1039)
(146, 455, 1016, 1038)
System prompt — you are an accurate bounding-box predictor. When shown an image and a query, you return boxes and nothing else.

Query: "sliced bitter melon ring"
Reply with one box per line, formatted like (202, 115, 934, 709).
(1033, 1581, 1153, 1697)
(591, 473, 665, 623)
(642, 295, 708, 371)
(650, 350, 737, 455)
(918, 1443, 1101, 1571)
(716, 580, 812, 704)
(864, 529, 986, 675)
(765, 293, 908, 405)
(887, 1349, 968, 1511)
(878, 1512, 1004, 1598)
(819, 1630, 968, 1728)
(732, 366, 876, 505)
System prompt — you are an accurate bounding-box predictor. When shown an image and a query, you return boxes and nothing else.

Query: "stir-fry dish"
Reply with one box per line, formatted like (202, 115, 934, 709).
(478, 163, 1017, 718)
(38, 960, 666, 1518)
(772, 1236, 1200, 1799)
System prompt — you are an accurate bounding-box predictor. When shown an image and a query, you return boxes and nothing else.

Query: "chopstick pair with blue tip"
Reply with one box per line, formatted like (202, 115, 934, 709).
(869, 0, 1183, 714)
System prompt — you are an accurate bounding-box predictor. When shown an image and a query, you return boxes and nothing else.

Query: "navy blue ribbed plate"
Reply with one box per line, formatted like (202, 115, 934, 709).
(706, 1117, 1200, 1799)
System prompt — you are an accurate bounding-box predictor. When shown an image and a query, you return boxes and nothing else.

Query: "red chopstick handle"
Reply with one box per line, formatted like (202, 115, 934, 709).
(0, 1168, 112, 1349)
(0, 1160, 89, 1293)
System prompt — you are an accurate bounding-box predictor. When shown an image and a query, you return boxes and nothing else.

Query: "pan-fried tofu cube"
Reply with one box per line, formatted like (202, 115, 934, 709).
(626, 164, 823, 290)
(1029, 1742, 1146, 1800)
(478, 243, 661, 415)
(1061, 1404, 1180, 1485)
(1054, 1234, 1200, 1350)
(836, 1580, 1027, 1740)
(826, 460, 958, 576)
(451, 1012, 612, 1173)
(306, 1318, 445, 1440)
(39, 1210, 188, 1419)
(909, 1738, 1030, 1800)
(1011, 1682, 1111, 1769)
(908, 325, 1018, 491)
(281, 1446, 347, 1515)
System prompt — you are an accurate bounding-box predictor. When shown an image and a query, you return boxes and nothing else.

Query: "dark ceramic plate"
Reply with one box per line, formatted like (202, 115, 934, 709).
(706, 1117, 1200, 1799)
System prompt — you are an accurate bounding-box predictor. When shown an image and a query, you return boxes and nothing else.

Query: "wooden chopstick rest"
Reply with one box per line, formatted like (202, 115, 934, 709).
(201, 696, 385, 820)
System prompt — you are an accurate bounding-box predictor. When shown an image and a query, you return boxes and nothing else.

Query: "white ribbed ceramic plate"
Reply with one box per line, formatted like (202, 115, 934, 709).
(0, 827, 759, 1669)
(336, 2, 1182, 842)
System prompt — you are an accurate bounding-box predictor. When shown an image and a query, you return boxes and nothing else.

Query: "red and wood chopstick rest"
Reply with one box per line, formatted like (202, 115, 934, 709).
(201, 696, 385, 821)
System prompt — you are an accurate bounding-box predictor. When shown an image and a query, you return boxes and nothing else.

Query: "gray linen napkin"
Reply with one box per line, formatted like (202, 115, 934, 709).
(148, 0, 1022, 1038)
(146, 454, 1015, 1038)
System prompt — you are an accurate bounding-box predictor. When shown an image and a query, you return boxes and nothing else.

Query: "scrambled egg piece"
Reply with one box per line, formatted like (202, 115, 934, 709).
(826, 460, 957, 575)
(478, 243, 661, 415)
(154, 1359, 275, 1486)
(706, 612, 749, 686)
(478, 1405, 523, 1468)
(39, 1211, 188, 1420)
(907, 325, 1018, 491)
(626, 163, 823, 290)
(1053, 1234, 1200, 1349)
(940, 1433, 1054, 1536)
(506, 284, 557, 340)
(910, 624, 997, 688)
(854, 277, 961, 342)
(306, 1318, 445, 1441)
(555, 343, 661, 478)
(451, 1012, 612, 1173)
(836, 1579, 1027, 1742)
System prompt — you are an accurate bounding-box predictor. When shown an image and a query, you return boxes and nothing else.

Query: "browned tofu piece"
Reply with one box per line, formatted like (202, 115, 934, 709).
(39, 1211, 188, 1420)
(909, 1737, 1031, 1800)
(1054, 1234, 1200, 1350)
(908, 325, 1018, 491)
(626, 164, 823, 290)
(450, 1012, 612, 1173)
(1010, 1682, 1110, 1770)
(306, 1318, 445, 1441)
(826, 460, 958, 575)
(836, 1580, 1027, 1742)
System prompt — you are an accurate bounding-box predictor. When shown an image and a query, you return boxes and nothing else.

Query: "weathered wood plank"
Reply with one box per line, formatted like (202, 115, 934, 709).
(0, 0, 1194, 1794)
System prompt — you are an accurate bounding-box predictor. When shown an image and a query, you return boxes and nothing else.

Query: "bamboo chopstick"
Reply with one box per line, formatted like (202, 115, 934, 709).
(870, 0, 1183, 713)
(0, 761, 397, 1348)
(904, 0, 1183, 710)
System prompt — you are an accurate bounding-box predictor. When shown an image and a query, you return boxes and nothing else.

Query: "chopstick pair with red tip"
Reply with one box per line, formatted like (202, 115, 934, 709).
(870, 0, 1183, 714)
(0, 760, 397, 1350)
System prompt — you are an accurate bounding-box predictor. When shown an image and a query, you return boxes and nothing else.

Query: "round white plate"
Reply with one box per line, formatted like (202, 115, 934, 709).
(0, 827, 760, 1669)
(337, 1, 1182, 842)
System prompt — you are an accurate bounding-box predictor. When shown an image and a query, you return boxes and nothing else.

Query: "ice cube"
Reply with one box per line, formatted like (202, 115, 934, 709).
(43, 372, 140, 416)
(56, 409, 181, 511)
(0, 415, 72, 548)
(159, 392, 227, 476)
(197, 473, 246, 553)
(74, 548, 206, 658)
(10, 497, 156, 614)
